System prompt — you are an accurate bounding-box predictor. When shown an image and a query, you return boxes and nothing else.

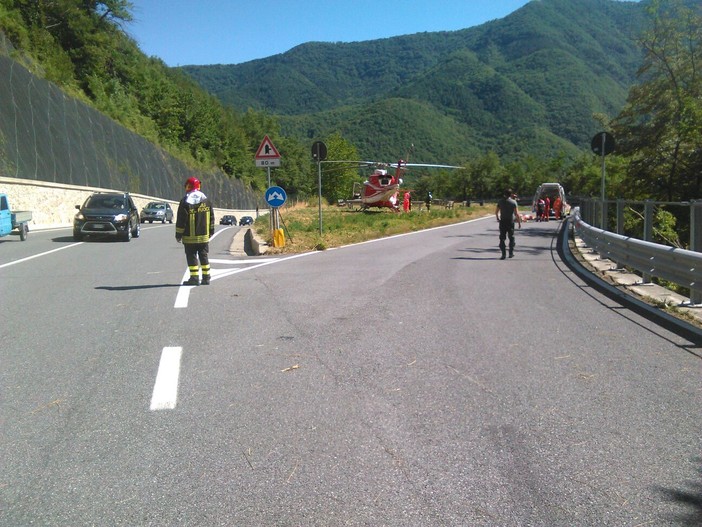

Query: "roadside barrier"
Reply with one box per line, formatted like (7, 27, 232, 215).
(573, 207, 701, 304)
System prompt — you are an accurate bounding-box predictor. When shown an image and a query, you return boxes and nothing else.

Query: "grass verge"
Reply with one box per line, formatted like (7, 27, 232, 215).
(254, 202, 494, 254)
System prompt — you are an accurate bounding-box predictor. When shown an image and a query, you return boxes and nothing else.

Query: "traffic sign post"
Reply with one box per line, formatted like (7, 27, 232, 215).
(311, 141, 327, 236)
(265, 186, 287, 208)
(265, 186, 287, 247)
(591, 132, 615, 228)
(255, 135, 281, 167)
(255, 135, 282, 188)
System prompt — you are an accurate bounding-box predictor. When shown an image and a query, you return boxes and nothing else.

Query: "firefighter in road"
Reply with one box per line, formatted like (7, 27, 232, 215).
(176, 177, 215, 285)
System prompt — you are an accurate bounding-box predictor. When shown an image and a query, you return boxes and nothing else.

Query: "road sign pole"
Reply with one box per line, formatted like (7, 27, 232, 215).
(600, 133, 606, 228)
(318, 160, 323, 236)
(267, 166, 272, 236)
(592, 131, 614, 229)
(311, 141, 327, 237)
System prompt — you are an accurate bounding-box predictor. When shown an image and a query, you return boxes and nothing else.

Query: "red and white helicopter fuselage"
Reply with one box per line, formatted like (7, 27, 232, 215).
(343, 157, 460, 211)
(361, 168, 403, 210)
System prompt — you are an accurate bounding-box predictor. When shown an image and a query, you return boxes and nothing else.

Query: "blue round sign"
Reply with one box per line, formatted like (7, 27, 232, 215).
(265, 186, 287, 208)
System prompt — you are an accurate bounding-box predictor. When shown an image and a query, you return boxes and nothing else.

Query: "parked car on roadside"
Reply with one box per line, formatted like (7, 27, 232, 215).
(220, 215, 237, 225)
(73, 192, 140, 242)
(140, 201, 173, 223)
(239, 216, 254, 226)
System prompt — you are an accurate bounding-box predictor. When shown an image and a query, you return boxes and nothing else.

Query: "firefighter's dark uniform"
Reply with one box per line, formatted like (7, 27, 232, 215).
(175, 190, 214, 285)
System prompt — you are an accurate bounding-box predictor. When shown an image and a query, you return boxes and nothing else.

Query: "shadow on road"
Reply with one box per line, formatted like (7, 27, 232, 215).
(52, 235, 125, 242)
(518, 226, 563, 238)
(95, 284, 181, 291)
(453, 242, 552, 259)
(655, 458, 702, 526)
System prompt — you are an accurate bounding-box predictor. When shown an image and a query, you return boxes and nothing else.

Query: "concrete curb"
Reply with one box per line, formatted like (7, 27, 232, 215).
(228, 228, 268, 257)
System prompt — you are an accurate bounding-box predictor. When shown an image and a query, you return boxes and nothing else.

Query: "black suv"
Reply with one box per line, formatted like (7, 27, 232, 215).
(220, 215, 237, 225)
(73, 192, 141, 241)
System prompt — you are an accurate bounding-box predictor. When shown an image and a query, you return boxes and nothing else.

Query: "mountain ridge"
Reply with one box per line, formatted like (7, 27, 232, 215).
(181, 0, 647, 163)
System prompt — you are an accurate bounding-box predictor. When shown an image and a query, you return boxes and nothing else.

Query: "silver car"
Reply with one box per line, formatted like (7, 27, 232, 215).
(140, 202, 174, 223)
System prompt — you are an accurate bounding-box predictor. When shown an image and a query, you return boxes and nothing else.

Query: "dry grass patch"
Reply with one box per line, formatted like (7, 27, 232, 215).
(254, 202, 494, 254)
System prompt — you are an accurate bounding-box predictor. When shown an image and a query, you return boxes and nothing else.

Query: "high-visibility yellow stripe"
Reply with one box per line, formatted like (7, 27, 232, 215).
(188, 210, 196, 237)
(182, 235, 209, 243)
(180, 203, 211, 243)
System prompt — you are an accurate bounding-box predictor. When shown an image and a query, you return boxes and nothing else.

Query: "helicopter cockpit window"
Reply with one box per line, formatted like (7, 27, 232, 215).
(380, 177, 391, 186)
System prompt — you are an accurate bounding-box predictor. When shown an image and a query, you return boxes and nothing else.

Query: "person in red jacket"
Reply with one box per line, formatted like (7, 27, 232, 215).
(175, 177, 215, 286)
(543, 196, 551, 222)
(403, 191, 411, 212)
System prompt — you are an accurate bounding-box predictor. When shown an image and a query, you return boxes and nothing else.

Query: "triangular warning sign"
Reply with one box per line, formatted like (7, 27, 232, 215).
(255, 135, 281, 159)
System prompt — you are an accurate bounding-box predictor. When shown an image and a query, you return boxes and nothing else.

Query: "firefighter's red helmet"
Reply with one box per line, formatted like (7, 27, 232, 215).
(185, 177, 201, 191)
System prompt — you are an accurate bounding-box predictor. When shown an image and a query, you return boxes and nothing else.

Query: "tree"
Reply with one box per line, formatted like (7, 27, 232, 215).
(612, 0, 702, 200)
(469, 151, 502, 200)
(90, 0, 134, 25)
(320, 133, 359, 203)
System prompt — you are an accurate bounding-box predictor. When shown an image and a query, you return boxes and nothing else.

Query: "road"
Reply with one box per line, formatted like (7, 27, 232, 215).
(2, 218, 700, 526)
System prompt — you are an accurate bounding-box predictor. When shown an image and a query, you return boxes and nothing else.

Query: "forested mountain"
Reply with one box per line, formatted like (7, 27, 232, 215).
(182, 0, 647, 164)
(2, 0, 699, 204)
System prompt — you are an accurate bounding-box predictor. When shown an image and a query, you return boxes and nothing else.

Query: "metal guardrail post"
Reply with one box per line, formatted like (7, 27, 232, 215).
(615, 199, 625, 269)
(692, 200, 702, 252)
(592, 200, 602, 227)
(616, 199, 625, 235)
(583, 199, 591, 224)
(642, 200, 654, 284)
(691, 200, 702, 304)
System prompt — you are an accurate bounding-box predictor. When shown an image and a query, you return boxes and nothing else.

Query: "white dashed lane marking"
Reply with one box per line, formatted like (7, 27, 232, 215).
(150, 346, 183, 410)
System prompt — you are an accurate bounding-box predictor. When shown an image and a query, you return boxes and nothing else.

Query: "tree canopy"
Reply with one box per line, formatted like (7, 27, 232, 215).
(612, 0, 702, 201)
(1, 0, 700, 205)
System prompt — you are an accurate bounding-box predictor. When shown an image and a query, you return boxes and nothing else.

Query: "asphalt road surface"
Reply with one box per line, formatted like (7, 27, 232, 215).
(2, 218, 700, 526)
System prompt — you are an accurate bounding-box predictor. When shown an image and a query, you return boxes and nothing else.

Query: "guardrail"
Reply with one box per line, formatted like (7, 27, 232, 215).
(572, 207, 701, 304)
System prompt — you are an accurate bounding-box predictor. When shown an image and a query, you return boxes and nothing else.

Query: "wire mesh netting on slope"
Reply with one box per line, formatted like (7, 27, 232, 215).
(0, 55, 259, 209)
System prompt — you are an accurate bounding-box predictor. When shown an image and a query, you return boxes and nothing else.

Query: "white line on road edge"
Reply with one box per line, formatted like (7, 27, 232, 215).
(172, 219, 490, 309)
(208, 258, 279, 264)
(174, 269, 195, 308)
(173, 252, 318, 309)
(0, 242, 83, 270)
(150, 346, 183, 410)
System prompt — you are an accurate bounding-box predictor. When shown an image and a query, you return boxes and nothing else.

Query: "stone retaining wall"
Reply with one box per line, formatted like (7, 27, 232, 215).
(0, 176, 256, 228)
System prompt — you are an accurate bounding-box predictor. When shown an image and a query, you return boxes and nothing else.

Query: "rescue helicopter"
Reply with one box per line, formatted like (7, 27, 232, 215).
(338, 158, 462, 211)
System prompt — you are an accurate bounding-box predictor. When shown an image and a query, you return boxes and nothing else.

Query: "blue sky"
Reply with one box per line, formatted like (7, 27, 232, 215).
(126, 1, 535, 66)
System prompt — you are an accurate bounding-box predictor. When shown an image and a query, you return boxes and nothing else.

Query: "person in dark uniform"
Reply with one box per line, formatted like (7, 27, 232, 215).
(175, 177, 214, 285)
(495, 188, 521, 260)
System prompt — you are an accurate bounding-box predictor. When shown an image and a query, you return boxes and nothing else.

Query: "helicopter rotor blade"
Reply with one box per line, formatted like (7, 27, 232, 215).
(318, 160, 463, 169)
(390, 163, 463, 169)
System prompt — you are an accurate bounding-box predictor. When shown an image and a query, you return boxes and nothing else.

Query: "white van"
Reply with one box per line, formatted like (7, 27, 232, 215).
(532, 183, 568, 220)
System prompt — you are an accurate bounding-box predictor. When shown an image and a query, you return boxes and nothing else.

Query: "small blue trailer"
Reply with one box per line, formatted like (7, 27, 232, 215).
(0, 193, 32, 241)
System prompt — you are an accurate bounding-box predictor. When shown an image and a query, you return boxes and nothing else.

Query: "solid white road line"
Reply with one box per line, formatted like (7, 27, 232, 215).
(150, 346, 183, 410)
(208, 258, 279, 264)
(0, 242, 83, 270)
(173, 253, 317, 309)
(174, 286, 192, 309)
(174, 269, 194, 308)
